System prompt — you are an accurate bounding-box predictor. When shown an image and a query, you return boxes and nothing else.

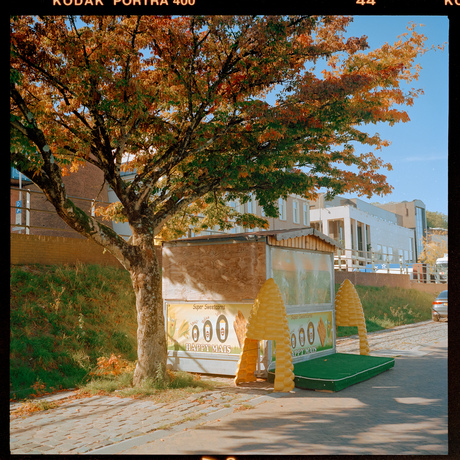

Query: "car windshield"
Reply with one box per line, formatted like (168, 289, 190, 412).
(437, 291, 448, 300)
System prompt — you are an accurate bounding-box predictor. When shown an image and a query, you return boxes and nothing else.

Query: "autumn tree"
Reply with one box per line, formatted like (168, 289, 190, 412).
(426, 210, 448, 229)
(10, 15, 433, 385)
(418, 229, 448, 268)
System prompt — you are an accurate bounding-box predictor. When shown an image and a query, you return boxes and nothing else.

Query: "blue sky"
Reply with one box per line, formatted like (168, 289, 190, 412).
(331, 16, 449, 215)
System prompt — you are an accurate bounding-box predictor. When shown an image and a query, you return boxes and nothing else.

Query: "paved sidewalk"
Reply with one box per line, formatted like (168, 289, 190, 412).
(123, 338, 448, 455)
(9, 321, 448, 455)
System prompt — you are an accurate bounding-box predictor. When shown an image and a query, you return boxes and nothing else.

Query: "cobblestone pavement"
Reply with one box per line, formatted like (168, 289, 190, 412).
(336, 319, 447, 355)
(9, 320, 448, 455)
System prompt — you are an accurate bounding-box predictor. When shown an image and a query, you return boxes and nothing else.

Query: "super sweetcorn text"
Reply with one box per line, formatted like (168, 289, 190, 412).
(53, 0, 196, 6)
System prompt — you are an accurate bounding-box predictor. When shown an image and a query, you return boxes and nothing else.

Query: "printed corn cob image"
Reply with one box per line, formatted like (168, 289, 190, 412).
(233, 310, 247, 348)
(167, 314, 189, 344)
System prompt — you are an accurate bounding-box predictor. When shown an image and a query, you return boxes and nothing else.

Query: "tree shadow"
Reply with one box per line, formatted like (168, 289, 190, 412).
(186, 347, 448, 455)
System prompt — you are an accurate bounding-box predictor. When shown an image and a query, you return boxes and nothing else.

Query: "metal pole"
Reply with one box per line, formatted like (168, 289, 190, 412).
(17, 172, 23, 233)
(26, 189, 30, 235)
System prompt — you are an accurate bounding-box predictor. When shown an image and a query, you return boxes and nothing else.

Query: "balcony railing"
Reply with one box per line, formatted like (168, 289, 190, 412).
(334, 248, 447, 284)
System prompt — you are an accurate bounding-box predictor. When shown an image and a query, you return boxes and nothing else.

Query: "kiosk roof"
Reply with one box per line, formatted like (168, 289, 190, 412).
(163, 227, 342, 249)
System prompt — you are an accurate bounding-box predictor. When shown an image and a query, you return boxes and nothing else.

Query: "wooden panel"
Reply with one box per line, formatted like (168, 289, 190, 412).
(162, 241, 267, 302)
(267, 234, 335, 253)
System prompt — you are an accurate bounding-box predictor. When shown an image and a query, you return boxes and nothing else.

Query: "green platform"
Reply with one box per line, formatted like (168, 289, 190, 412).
(268, 353, 395, 392)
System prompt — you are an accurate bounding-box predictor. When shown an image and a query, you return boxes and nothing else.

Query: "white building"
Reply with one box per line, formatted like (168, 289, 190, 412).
(309, 194, 416, 270)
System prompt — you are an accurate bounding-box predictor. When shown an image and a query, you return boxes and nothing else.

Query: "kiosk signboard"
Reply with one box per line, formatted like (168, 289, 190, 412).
(167, 302, 253, 356)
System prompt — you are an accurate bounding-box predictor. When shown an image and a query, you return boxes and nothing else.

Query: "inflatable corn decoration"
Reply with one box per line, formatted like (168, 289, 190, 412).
(235, 278, 295, 392)
(335, 279, 370, 355)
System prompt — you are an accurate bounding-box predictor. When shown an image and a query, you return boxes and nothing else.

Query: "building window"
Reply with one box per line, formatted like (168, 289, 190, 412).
(415, 206, 426, 259)
(381, 246, 387, 261)
(328, 219, 344, 246)
(247, 194, 254, 214)
(303, 203, 309, 226)
(279, 198, 286, 220)
(293, 200, 299, 224)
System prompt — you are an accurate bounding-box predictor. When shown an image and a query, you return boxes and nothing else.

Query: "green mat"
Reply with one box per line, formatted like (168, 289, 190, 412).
(268, 353, 395, 392)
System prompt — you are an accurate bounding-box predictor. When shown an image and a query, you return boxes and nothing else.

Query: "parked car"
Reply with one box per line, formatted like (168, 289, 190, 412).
(432, 290, 448, 321)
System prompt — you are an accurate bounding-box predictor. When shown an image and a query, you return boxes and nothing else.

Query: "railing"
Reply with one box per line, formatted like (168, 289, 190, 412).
(334, 248, 447, 284)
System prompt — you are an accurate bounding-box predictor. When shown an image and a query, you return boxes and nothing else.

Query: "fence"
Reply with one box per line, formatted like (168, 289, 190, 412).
(334, 248, 447, 284)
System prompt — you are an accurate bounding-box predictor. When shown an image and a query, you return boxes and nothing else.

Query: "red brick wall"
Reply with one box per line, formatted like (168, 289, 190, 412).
(10, 162, 112, 239)
(10, 234, 123, 268)
(335, 270, 446, 296)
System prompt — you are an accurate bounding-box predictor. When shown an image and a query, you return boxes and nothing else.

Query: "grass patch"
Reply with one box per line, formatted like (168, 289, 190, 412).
(10, 263, 137, 401)
(335, 284, 434, 337)
(78, 360, 217, 404)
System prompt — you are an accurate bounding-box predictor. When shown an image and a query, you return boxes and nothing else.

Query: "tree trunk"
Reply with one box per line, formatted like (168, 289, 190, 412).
(129, 246, 167, 386)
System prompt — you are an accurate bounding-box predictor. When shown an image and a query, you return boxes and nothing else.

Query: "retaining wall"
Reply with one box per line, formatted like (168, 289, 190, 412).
(10, 233, 446, 297)
(11, 233, 127, 269)
(335, 270, 446, 296)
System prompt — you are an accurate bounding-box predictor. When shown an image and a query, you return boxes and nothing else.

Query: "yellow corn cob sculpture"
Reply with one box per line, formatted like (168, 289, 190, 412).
(234, 278, 295, 392)
(335, 279, 370, 355)
(234, 338, 259, 384)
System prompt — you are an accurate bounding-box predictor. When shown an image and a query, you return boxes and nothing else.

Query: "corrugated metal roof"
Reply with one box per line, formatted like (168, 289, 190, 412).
(163, 227, 342, 249)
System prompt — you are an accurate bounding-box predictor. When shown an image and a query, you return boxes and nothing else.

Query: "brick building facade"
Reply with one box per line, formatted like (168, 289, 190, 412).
(10, 163, 112, 239)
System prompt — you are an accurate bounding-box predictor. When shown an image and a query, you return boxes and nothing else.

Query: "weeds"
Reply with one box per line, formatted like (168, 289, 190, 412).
(11, 399, 60, 418)
(77, 355, 215, 404)
(233, 403, 254, 412)
(10, 264, 136, 401)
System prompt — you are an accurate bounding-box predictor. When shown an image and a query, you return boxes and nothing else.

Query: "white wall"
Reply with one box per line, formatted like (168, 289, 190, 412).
(310, 204, 415, 262)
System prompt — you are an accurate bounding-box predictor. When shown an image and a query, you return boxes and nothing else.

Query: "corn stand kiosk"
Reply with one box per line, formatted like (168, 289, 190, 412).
(162, 228, 394, 391)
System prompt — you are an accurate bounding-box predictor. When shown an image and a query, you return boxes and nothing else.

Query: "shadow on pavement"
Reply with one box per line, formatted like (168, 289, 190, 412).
(177, 344, 448, 455)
